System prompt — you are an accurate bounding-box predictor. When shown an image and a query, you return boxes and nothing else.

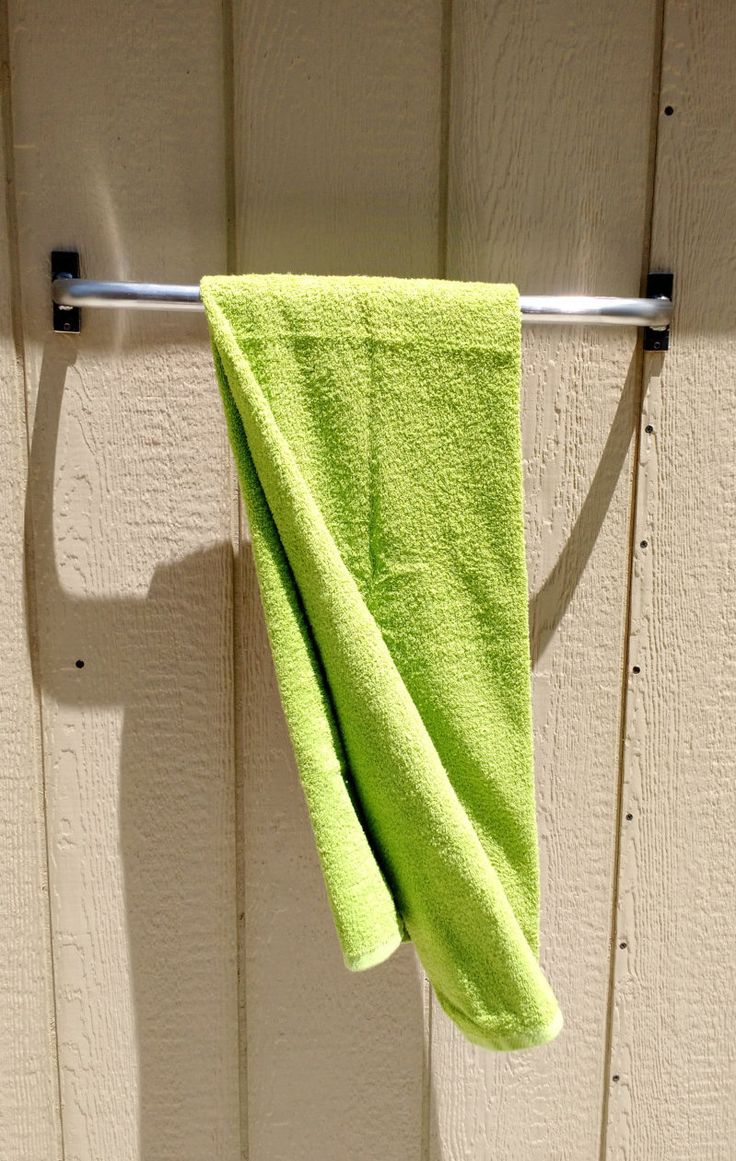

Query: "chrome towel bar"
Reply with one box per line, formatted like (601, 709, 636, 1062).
(50, 253, 674, 348)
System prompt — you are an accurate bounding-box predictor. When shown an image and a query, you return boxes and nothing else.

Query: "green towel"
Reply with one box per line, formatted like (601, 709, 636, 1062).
(201, 273, 562, 1051)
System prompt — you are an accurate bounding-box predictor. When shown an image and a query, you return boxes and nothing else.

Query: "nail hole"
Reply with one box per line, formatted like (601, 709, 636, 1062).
(75, 659, 85, 669)
(640, 540, 648, 548)
(645, 424, 654, 433)
(625, 812, 634, 821)
(619, 941, 627, 950)
(664, 105, 674, 116)
(632, 665, 640, 674)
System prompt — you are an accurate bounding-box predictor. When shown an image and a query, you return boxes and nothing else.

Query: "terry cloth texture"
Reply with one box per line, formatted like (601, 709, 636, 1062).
(201, 273, 562, 1051)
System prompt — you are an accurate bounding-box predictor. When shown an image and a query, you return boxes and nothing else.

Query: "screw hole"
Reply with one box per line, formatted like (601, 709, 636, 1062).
(645, 424, 654, 434)
(612, 1075, 620, 1083)
(664, 105, 674, 116)
(625, 812, 634, 821)
(652, 341, 662, 350)
(632, 665, 640, 674)
(619, 941, 627, 950)
(640, 540, 648, 548)
(75, 659, 85, 669)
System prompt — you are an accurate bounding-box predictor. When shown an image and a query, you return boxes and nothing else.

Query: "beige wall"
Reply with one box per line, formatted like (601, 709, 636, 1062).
(1, 2, 733, 1159)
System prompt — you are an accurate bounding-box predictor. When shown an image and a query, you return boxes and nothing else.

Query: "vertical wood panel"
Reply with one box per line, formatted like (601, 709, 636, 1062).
(432, 3, 660, 1158)
(231, 3, 443, 1158)
(0, 22, 61, 1158)
(607, 3, 736, 1156)
(8, 4, 240, 1158)
(234, 0, 443, 279)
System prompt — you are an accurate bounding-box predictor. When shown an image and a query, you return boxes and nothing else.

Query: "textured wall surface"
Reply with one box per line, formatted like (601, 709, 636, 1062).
(0, 2, 733, 1159)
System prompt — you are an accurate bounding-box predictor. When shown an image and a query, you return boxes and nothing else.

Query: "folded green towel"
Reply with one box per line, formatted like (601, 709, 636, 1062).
(201, 273, 562, 1051)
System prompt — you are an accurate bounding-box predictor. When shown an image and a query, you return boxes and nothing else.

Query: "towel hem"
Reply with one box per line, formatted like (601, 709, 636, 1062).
(454, 1005, 564, 1052)
(344, 931, 405, 971)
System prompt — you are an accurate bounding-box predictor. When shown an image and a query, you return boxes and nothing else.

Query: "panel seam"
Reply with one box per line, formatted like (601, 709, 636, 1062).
(597, 1, 669, 1157)
(423, 1, 454, 1157)
(0, 1, 66, 1155)
(436, 0, 454, 283)
(220, 1, 250, 1158)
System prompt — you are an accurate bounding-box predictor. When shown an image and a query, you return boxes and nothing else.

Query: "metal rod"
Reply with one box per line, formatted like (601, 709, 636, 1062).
(51, 276, 673, 328)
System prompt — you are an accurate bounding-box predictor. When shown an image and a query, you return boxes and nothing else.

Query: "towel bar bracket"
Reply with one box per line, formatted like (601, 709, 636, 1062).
(642, 271, 674, 351)
(51, 250, 81, 333)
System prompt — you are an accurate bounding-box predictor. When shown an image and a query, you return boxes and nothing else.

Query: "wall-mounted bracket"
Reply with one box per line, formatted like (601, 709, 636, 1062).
(642, 271, 673, 351)
(52, 250, 81, 333)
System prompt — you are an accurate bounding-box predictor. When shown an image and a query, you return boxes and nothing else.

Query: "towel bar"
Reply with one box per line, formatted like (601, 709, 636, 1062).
(49, 253, 674, 349)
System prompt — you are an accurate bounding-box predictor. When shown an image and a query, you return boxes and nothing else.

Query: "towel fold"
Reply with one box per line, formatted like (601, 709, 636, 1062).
(201, 272, 562, 1051)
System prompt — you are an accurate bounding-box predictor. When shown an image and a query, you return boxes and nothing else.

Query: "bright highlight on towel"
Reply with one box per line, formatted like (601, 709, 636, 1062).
(201, 272, 562, 1051)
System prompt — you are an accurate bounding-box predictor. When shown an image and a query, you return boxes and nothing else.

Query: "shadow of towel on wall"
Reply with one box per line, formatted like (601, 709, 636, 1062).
(25, 337, 427, 1161)
(529, 349, 642, 663)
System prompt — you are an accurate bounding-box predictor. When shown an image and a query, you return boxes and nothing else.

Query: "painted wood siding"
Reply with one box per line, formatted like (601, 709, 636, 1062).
(5, 4, 239, 1158)
(0, 2, 732, 1159)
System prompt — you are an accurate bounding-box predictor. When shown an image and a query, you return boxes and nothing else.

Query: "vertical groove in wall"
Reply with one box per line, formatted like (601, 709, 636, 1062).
(420, 976, 433, 1161)
(422, 3, 453, 1157)
(436, 0, 454, 282)
(597, 2, 668, 1157)
(222, 0, 237, 277)
(221, 1, 248, 1158)
(232, 422, 248, 1161)
(635, 0, 669, 294)
(0, 3, 65, 1155)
